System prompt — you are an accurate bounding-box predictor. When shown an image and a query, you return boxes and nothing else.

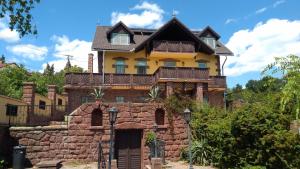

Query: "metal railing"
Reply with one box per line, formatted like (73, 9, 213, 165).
(65, 67, 214, 86)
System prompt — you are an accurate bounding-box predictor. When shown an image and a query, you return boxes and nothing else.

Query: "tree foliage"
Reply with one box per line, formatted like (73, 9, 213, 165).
(0, 63, 84, 98)
(262, 55, 300, 120)
(0, 0, 40, 37)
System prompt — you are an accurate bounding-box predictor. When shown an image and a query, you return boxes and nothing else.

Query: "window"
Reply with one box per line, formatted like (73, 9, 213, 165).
(111, 33, 129, 45)
(155, 108, 165, 125)
(39, 100, 46, 110)
(91, 108, 103, 126)
(202, 37, 216, 48)
(58, 98, 63, 105)
(136, 60, 147, 74)
(164, 61, 176, 67)
(198, 62, 207, 68)
(116, 96, 125, 103)
(81, 96, 94, 104)
(6, 104, 18, 116)
(115, 60, 125, 74)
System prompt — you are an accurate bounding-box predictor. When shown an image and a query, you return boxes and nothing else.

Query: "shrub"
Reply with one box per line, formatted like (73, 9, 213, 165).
(145, 131, 156, 146)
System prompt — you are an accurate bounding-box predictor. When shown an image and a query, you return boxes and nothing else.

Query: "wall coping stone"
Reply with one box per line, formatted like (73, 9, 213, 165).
(10, 125, 67, 131)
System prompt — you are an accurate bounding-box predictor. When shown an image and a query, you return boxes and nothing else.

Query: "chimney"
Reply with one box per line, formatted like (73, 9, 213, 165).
(88, 53, 94, 73)
(48, 85, 57, 116)
(22, 82, 36, 120)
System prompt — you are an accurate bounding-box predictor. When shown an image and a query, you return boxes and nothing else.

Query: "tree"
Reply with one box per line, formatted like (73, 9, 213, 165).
(0, 0, 40, 37)
(0, 55, 5, 63)
(262, 55, 300, 120)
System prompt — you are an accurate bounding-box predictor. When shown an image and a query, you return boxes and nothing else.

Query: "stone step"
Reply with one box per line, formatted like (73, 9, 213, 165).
(49, 121, 67, 125)
(35, 160, 62, 169)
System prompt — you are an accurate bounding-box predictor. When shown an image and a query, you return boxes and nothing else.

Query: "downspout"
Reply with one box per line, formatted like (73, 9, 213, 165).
(221, 56, 228, 112)
(102, 50, 105, 84)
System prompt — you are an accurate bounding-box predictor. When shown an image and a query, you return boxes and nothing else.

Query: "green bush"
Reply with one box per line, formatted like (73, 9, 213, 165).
(190, 103, 300, 169)
(145, 131, 156, 146)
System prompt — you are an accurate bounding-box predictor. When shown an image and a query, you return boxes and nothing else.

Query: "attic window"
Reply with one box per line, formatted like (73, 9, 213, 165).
(202, 37, 216, 49)
(111, 33, 129, 45)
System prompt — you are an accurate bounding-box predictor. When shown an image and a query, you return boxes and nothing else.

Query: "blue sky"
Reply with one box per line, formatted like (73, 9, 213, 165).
(0, 0, 300, 88)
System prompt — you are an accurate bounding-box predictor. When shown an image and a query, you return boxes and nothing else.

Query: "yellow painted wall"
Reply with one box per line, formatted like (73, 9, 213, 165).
(103, 49, 219, 76)
(34, 94, 52, 117)
(0, 95, 28, 125)
(56, 94, 66, 111)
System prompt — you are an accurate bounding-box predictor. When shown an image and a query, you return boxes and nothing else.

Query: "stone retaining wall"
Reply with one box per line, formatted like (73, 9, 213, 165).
(10, 103, 188, 167)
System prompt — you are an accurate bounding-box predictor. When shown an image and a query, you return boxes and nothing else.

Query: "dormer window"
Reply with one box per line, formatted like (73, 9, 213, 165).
(202, 37, 216, 49)
(111, 33, 129, 45)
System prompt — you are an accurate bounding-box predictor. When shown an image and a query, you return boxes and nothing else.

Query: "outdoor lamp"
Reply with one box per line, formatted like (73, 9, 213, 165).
(153, 123, 158, 158)
(183, 108, 191, 123)
(183, 108, 193, 169)
(108, 107, 118, 169)
(108, 107, 118, 124)
(153, 123, 158, 132)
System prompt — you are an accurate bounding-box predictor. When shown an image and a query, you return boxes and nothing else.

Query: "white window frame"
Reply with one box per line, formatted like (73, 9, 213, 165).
(111, 33, 129, 45)
(202, 37, 216, 49)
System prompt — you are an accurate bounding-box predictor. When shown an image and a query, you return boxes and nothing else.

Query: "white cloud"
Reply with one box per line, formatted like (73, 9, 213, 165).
(225, 18, 237, 24)
(111, 1, 164, 28)
(255, 7, 267, 14)
(223, 18, 300, 77)
(43, 35, 97, 72)
(273, 0, 286, 7)
(6, 44, 48, 61)
(0, 19, 19, 43)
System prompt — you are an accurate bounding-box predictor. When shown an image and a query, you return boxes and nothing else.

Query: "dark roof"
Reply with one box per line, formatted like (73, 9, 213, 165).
(92, 18, 233, 55)
(106, 21, 134, 36)
(134, 17, 214, 54)
(198, 26, 221, 40)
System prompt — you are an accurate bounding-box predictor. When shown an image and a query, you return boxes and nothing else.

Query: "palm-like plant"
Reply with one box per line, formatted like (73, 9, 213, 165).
(91, 86, 105, 102)
(191, 139, 211, 165)
(146, 86, 161, 103)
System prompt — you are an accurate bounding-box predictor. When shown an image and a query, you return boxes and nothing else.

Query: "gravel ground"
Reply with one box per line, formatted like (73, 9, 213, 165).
(60, 161, 215, 169)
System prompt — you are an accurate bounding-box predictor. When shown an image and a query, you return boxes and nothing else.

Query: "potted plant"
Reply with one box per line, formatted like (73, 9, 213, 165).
(91, 86, 105, 104)
(146, 86, 161, 103)
(145, 131, 156, 158)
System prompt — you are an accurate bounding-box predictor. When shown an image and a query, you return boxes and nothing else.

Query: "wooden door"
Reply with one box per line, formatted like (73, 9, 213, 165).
(115, 130, 142, 169)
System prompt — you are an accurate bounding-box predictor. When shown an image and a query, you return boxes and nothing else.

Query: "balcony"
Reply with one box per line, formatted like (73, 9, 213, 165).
(153, 40, 195, 53)
(64, 67, 224, 88)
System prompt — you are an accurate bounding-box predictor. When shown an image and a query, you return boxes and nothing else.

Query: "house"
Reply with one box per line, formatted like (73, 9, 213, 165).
(0, 60, 18, 70)
(61, 18, 233, 168)
(65, 17, 232, 112)
(0, 83, 67, 126)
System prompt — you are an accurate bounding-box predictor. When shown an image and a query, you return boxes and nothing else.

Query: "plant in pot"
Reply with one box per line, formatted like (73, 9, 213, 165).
(146, 86, 162, 103)
(145, 131, 157, 158)
(91, 86, 105, 104)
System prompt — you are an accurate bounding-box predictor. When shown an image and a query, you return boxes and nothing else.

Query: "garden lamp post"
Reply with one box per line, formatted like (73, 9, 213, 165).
(153, 123, 158, 158)
(108, 107, 118, 169)
(182, 108, 193, 169)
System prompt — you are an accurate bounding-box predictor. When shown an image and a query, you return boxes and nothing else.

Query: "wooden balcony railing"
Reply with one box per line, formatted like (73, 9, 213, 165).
(153, 40, 195, 53)
(65, 67, 225, 88)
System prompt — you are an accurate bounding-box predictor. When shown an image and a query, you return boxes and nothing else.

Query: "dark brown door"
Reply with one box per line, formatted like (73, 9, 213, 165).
(115, 130, 142, 169)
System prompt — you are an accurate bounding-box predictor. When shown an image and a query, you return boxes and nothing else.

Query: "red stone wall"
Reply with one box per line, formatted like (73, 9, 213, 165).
(10, 103, 188, 166)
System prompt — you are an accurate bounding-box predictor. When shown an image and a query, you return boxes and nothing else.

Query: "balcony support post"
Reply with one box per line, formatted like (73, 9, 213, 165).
(166, 82, 174, 97)
(196, 83, 204, 103)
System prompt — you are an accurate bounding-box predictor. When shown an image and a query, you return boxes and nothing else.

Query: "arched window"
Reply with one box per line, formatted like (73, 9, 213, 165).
(155, 108, 165, 125)
(91, 108, 103, 126)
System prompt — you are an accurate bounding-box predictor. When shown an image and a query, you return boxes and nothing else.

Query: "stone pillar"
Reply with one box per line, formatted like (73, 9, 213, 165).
(151, 158, 162, 169)
(62, 92, 68, 113)
(196, 83, 204, 102)
(111, 159, 118, 169)
(22, 82, 36, 123)
(88, 53, 94, 73)
(166, 82, 173, 97)
(48, 85, 57, 116)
